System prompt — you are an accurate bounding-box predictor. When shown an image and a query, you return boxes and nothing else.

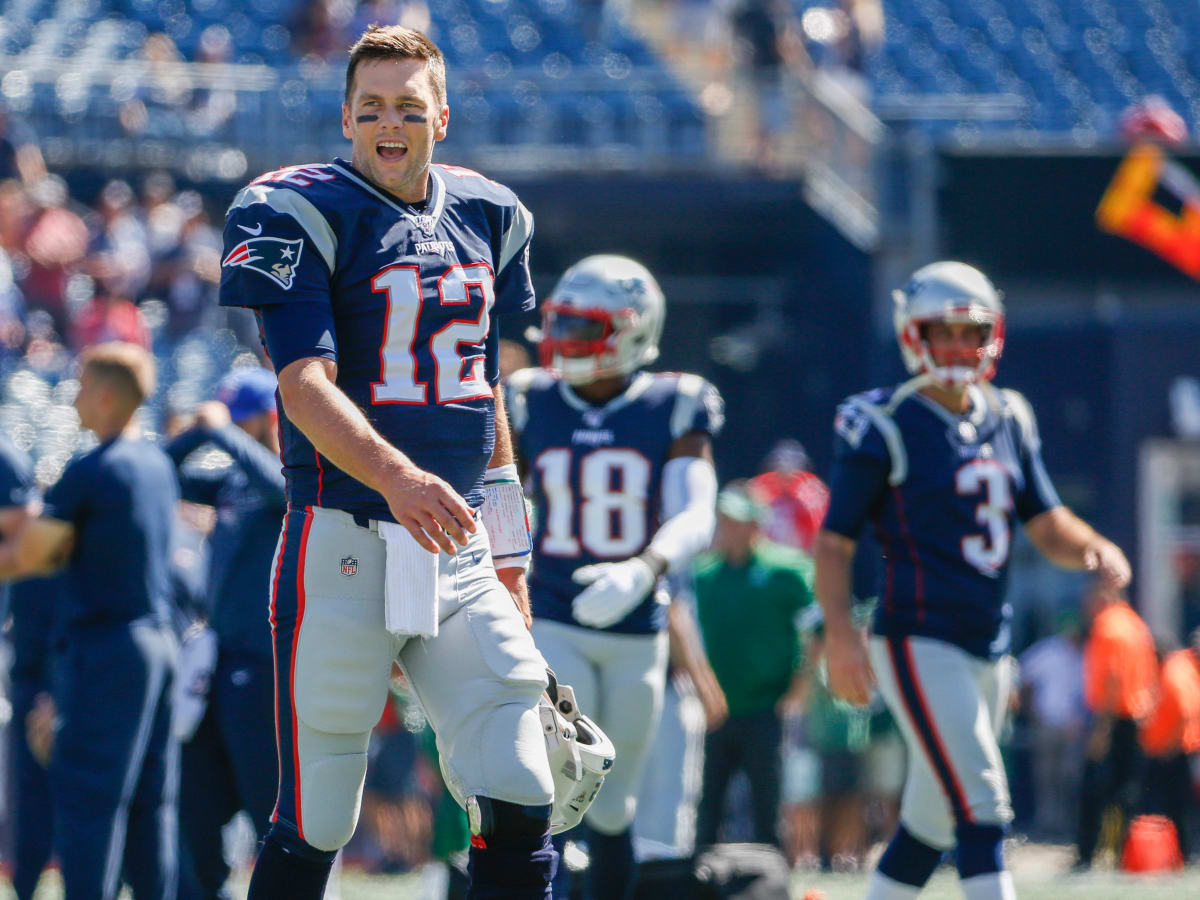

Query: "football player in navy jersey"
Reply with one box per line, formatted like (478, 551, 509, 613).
(218, 25, 587, 900)
(815, 262, 1131, 900)
(507, 255, 724, 900)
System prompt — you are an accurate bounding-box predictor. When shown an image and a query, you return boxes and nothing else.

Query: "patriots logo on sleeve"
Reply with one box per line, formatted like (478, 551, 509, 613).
(222, 237, 304, 290)
(834, 402, 870, 448)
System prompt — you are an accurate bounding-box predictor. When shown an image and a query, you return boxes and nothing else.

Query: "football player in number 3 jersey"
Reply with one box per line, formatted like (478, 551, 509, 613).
(507, 255, 724, 900)
(815, 261, 1131, 900)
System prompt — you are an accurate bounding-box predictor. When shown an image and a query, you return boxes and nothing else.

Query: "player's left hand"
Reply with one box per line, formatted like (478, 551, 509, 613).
(497, 565, 532, 629)
(571, 557, 657, 628)
(1083, 538, 1131, 589)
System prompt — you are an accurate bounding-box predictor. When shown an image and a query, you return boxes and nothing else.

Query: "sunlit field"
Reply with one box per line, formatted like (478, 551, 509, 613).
(9, 842, 1200, 899)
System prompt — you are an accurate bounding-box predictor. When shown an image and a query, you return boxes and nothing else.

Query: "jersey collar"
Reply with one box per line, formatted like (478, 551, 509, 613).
(558, 372, 654, 416)
(912, 382, 989, 427)
(330, 157, 446, 234)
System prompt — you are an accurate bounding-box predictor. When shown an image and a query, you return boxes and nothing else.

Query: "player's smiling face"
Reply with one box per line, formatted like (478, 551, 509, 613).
(924, 321, 986, 371)
(342, 58, 449, 204)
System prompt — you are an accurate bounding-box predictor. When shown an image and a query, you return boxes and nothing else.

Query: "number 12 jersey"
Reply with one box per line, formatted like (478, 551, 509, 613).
(218, 158, 536, 520)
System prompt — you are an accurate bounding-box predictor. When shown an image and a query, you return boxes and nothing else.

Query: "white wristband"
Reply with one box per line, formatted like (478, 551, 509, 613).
(482, 464, 532, 570)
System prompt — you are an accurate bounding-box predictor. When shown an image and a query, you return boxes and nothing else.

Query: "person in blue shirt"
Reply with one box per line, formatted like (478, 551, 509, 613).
(0, 434, 58, 900)
(815, 262, 1131, 900)
(167, 366, 286, 900)
(218, 25, 576, 900)
(0, 341, 180, 900)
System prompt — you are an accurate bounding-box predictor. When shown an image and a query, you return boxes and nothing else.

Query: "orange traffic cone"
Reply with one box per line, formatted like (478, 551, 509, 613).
(1121, 815, 1184, 873)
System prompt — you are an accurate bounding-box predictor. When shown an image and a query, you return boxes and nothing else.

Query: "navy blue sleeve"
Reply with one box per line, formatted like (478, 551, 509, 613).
(204, 425, 287, 507)
(258, 301, 338, 374)
(0, 437, 35, 508)
(166, 429, 226, 506)
(822, 456, 889, 538)
(41, 454, 90, 525)
(820, 398, 892, 538)
(1008, 394, 1062, 522)
(219, 202, 332, 311)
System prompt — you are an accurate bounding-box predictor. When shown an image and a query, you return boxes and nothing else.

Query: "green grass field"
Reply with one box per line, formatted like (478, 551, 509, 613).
(10, 844, 1200, 900)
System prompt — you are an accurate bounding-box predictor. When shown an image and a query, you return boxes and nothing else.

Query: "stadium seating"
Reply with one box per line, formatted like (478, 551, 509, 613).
(0, 0, 708, 168)
(795, 0, 1200, 140)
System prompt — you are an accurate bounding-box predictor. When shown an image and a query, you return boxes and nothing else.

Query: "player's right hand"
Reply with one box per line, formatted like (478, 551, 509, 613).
(381, 464, 476, 555)
(825, 627, 874, 707)
(1083, 538, 1131, 589)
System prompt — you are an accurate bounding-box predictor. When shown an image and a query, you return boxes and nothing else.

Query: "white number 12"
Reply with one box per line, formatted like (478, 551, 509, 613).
(370, 263, 494, 404)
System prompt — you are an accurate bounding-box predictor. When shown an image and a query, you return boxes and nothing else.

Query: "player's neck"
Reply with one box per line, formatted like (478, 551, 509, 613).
(91, 415, 138, 443)
(920, 383, 972, 414)
(569, 375, 632, 406)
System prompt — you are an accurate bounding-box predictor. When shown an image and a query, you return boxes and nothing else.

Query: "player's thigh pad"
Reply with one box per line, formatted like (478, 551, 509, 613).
(401, 529, 553, 809)
(285, 508, 397, 851)
(868, 636, 1012, 849)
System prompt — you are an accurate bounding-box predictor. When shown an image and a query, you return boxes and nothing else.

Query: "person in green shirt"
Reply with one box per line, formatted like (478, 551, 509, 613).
(693, 481, 815, 848)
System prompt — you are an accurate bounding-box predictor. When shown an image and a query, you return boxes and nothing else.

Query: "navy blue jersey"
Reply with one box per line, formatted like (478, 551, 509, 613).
(822, 383, 1061, 658)
(42, 438, 178, 629)
(0, 434, 36, 621)
(508, 368, 724, 634)
(218, 159, 535, 518)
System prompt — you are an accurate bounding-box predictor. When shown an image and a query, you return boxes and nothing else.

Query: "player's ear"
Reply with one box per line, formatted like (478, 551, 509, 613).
(341, 103, 353, 140)
(434, 105, 449, 142)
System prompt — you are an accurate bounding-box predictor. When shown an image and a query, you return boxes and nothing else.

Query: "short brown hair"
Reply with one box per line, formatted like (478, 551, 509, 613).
(81, 342, 156, 408)
(345, 25, 446, 108)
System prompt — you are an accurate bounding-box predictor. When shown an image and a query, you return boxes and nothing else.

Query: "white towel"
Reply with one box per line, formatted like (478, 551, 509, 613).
(379, 521, 440, 639)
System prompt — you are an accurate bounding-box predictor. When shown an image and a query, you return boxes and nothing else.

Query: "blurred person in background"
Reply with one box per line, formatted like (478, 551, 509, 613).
(0, 97, 47, 187)
(1018, 609, 1086, 840)
(693, 481, 814, 850)
(748, 437, 829, 555)
(71, 285, 152, 351)
(804, 627, 873, 871)
(1138, 628, 1200, 859)
(86, 179, 151, 304)
(1076, 579, 1158, 870)
(13, 175, 89, 338)
(509, 254, 724, 900)
(0, 341, 180, 899)
(817, 261, 1130, 900)
(157, 191, 223, 338)
(634, 590, 728, 861)
(0, 432, 59, 899)
(164, 366, 285, 899)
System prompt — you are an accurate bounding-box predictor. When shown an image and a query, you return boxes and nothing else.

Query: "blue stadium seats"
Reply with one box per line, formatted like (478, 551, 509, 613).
(0, 0, 707, 162)
(849, 0, 1200, 139)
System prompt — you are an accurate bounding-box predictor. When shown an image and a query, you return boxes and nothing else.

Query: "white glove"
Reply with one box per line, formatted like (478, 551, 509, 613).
(570, 556, 657, 628)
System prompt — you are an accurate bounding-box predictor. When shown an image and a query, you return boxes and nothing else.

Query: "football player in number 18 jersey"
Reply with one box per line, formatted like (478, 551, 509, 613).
(507, 255, 724, 900)
(814, 261, 1131, 900)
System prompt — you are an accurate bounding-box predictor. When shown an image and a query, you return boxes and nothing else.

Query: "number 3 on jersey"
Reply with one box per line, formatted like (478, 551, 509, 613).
(371, 263, 494, 404)
(537, 448, 650, 558)
(957, 458, 1013, 576)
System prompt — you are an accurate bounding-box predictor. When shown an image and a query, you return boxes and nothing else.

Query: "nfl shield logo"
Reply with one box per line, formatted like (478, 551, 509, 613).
(340, 556, 358, 577)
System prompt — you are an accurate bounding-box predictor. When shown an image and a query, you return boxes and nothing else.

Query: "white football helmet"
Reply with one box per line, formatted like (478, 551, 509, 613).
(893, 260, 1006, 386)
(540, 673, 615, 834)
(539, 255, 665, 385)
